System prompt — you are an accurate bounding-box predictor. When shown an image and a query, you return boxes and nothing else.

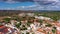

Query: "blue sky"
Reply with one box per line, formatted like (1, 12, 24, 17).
(0, 2, 35, 10)
(0, 0, 60, 10)
(0, 2, 34, 8)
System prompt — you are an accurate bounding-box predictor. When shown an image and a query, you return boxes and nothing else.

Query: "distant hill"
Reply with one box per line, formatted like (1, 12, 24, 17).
(0, 10, 60, 16)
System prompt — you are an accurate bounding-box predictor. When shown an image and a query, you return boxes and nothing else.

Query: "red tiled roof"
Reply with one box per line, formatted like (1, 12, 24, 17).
(0, 25, 15, 34)
(57, 30, 60, 34)
(0, 25, 6, 29)
(56, 23, 60, 27)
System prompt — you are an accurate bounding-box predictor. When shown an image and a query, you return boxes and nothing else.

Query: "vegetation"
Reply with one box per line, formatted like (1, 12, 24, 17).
(34, 11, 60, 21)
(20, 25, 27, 30)
(39, 20, 43, 26)
(26, 32, 29, 34)
(45, 23, 52, 27)
(48, 32, 50, 34)
(15, 22, 21, 28)
(3, 18, 11, 23)
(52, 27, 56, 33)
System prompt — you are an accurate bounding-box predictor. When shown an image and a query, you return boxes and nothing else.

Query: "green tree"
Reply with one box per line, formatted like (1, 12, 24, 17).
(20, 25, 27, 30)
(15, 22, 21, 28)
(39, 20, 43, 26)
(51, 16, 59, 21)
(45, 23, 52, 27)
(3, 18, 11, 23)
(52, 27, 56, 34)
(26, 32, 29, 34)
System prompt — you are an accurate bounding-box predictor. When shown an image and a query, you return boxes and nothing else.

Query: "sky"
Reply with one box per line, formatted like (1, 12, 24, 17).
(0, 0, 60, 10)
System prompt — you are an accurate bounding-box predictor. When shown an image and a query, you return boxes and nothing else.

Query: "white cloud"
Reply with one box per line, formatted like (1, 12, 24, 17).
(0, 0, 60, 10)
(5, 0, 19, 4)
